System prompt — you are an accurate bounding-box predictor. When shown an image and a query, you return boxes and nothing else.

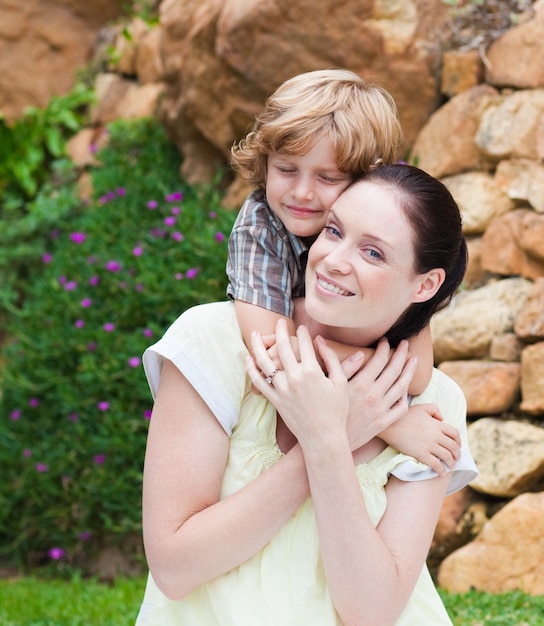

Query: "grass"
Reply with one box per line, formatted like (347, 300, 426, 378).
(0, 576, 543, 625)
(0, 575, 145, 626)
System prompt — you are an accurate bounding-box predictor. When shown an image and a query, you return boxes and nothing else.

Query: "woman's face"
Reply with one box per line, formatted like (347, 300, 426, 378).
(305, 180, 438, 341)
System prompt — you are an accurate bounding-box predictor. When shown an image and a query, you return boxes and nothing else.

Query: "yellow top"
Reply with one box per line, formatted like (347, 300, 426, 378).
(136, 301, 477, 626)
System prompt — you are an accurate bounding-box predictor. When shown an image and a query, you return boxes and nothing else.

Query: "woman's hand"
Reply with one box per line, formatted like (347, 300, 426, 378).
(344, 339, 418, 452)
(247, 319, 349, 449)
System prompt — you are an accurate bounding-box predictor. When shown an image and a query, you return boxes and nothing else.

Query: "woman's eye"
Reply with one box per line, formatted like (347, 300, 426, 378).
(324, 225, 341, 237)
(366, 248, 383, 261)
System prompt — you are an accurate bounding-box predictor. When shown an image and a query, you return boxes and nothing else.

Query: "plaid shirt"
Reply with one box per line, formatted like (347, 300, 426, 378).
(226, 190, 313, 317)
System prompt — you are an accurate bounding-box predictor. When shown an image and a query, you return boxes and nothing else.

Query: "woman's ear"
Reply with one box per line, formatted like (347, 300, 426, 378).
(413, 268, 446, 303)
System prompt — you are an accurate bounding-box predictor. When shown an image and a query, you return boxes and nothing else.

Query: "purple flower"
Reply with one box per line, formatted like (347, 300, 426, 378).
(165, 192, 182, 202)
(36, 463, 49, 473)
(64, 281, 77, 291)
(172, 231, 184, 242)
(69, 232, 86, 244)
(105, 260, 121, 273)
(23, 449, 32, 458)
(146, 200, 158, 210)
(135, 283, 144, 292)
(81, 298, 92, 308)
(87, 342, 97, 352)
(133, 246, 143, 257)
(164, 216, 176, 227)
(150, 228, 166, 238)
(79, 531, 91, 541)
(208, 211, 217, 219)
(48, 547, 65, 560)
(97, 401, 110, 412)
(171, 206, 181, 215)
(89, 276, 99, 286)
(128, 356, 141, 368)
(42, 253, 52, 264)
(144, 409, 152, 420)
(29, 398, 39, 407)
(10, 409, 21, 421)
(103, 322, 115, 332)
(75, 319, 85, 328)
(117, 187, 126, 196)
(58, 275, 66, 284)
(69, 413, 78, 422)
(175, 272, 183, 280)
(89, 143, 97, 154)
(215, 232, 225, 243)
(94, 454, 105, 465)
(186, 268, 198, 279)
(143, 328, 153, 338)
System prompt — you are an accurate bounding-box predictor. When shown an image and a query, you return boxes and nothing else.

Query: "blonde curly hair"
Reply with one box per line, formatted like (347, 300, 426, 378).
(231, 68, 402, 189)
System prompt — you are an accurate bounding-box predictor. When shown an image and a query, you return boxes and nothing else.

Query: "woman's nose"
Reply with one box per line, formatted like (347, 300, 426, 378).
(323, 245, 351, 274)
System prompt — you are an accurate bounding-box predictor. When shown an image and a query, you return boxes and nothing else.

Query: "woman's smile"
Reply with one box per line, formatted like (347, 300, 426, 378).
(315, 272, 354, 297)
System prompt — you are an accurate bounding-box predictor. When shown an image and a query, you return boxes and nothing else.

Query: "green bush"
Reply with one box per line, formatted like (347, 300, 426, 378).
(0, 118, 236, 570)
(0, 84, 94, 313)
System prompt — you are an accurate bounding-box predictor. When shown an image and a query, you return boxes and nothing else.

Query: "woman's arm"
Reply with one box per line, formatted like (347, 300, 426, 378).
(142, 359, 309, 600)
(248, 321, 451, 625)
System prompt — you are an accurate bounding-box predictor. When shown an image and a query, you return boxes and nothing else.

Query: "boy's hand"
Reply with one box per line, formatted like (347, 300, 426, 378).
(379, 404, 461, 475)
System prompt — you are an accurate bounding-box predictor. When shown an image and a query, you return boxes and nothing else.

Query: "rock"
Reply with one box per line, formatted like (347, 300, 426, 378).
(438, 492, 544, 595)
(463, 237, 495, 289)
(409, 84, 497, 178)
(495, 158, 544, 213)
(515, 278, 544, 342)
(441, 49, 483, 97)
(442, 171, 515, 236)
(467, 418, 544, 497)
(520, 342, 544, 415)
(476, 89, 544, 162)
(157, 0, 452, 184)
(481, 209, 544, 279)
(431, 277, 532, 362)
(0, 0, 126, 121)
(485, 1, 544, 89)
(438, 361, 520, 416)
(489, 333, 524, 363)
(90, 73, 165, 124)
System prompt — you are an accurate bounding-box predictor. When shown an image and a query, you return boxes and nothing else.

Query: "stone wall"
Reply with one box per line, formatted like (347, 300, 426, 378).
(0, 0, 128, 122)
(5, 0, 544, 596)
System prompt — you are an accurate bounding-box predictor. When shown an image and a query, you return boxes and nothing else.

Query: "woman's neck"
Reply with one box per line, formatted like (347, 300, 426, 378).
(294, 299, 384, 348)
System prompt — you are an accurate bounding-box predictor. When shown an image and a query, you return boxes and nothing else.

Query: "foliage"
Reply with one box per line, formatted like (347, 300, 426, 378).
(0, 83, 93, 203)
(442, 0, 536, 50)
(0, 118, 236, 569)
(0, 84, 94, 313)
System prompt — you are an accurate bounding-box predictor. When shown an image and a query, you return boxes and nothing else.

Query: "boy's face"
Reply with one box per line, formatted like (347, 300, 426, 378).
(265, 136, 352, 239)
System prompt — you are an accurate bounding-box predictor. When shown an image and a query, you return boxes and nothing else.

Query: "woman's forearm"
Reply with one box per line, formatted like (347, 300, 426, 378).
(144, 443, 309, 600)
(302, 437, 412, 626)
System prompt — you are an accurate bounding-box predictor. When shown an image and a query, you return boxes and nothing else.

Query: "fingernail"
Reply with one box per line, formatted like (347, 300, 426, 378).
(350, 351, 364, 361)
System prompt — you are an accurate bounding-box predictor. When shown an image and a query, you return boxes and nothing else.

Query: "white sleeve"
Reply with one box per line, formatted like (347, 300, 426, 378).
(142, 301, 249, 436)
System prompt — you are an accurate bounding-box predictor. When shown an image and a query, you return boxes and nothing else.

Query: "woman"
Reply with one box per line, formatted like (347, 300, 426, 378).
(136, 164, 477, 626)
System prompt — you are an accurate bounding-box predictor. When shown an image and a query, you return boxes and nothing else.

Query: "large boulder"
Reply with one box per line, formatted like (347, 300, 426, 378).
(0, 0, 127, 121)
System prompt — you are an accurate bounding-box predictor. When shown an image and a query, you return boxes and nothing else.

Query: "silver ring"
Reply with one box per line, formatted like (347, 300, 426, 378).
(265, 368, 279, 385)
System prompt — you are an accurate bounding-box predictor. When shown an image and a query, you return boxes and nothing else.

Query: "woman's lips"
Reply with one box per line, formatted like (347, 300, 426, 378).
(315, 273, 354, 297)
